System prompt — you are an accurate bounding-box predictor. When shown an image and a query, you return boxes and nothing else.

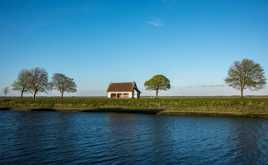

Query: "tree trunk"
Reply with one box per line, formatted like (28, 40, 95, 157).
(20, 89, 24, 98)
(156, 89, 159, 98)
(61, 92, 64, 99)
(33, 90, 37, 101)
(240, 88, 244, 98)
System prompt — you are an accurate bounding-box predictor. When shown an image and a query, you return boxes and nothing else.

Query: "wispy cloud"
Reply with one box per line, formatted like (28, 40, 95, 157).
(146, 18, 164, 28)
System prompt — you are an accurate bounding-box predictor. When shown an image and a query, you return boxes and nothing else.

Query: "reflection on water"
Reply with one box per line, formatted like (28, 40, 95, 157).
(0, 111, 268, 165)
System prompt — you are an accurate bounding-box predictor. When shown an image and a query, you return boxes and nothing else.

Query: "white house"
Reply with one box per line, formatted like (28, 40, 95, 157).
(107, 82, 141, 99)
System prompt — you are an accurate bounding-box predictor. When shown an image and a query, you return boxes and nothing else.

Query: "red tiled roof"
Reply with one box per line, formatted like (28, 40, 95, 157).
(107, 82, 139, 92)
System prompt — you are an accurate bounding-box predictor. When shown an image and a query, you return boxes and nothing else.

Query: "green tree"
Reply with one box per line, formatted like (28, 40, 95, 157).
(225, 59, 266, 97)
(144, 74, 171, 97)
(12, 69, 31, 98)
(28, 67, 49, 100)
(51, 73, 77, 98)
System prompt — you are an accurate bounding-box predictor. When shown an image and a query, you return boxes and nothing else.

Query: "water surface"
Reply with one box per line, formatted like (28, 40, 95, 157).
(0, 111, 268, 165)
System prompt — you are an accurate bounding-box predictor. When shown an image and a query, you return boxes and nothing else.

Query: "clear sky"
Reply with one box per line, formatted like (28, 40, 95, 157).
(0, 0, 268, 96)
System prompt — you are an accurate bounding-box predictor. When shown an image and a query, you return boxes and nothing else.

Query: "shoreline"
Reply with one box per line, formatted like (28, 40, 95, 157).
(1, 106, 268, 118)
(159, 110, 268, 118)
(0, 107, 162, 114)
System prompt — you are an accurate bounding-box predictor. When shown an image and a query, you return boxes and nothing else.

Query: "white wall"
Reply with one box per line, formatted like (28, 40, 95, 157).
(107, 92, 133, 98)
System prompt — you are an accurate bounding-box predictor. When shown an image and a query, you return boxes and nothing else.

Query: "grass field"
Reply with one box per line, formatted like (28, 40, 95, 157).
(1, 96, 268, 117)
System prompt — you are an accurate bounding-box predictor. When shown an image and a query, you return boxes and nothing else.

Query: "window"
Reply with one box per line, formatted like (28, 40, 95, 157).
(111, 93, 117, 98)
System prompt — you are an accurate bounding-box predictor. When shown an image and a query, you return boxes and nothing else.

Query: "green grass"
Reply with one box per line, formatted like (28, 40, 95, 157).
(1, 96, 268, 117)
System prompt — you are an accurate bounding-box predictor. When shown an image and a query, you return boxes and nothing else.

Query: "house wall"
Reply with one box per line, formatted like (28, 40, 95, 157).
(107, 92, 133, 99)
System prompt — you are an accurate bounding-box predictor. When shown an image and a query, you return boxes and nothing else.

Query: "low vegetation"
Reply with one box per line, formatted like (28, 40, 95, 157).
(1, 97, 268, 117)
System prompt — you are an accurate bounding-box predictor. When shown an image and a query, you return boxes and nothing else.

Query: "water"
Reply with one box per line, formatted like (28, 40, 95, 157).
(0, 111, 268, 165)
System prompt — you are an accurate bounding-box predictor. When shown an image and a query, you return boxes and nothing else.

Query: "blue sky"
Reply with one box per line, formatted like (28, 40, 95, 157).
(0, 0, 268, 96)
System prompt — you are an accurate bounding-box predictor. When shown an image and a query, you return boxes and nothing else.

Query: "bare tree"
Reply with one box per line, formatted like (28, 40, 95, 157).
(12, 69, 31, 98)
(225, 59, 266, 97)
(51, 73, 77, 98)
(28, 67, 49, 100)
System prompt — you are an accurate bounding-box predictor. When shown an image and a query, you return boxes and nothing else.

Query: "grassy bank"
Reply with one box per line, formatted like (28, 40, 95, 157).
(1, 97, 268, 117)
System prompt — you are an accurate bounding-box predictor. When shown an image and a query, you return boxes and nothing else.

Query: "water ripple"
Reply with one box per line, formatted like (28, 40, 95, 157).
(1, 112, 268, 164)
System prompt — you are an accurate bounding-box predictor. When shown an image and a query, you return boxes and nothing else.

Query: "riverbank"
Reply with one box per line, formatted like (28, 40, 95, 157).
(1, 97, 268, 118)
